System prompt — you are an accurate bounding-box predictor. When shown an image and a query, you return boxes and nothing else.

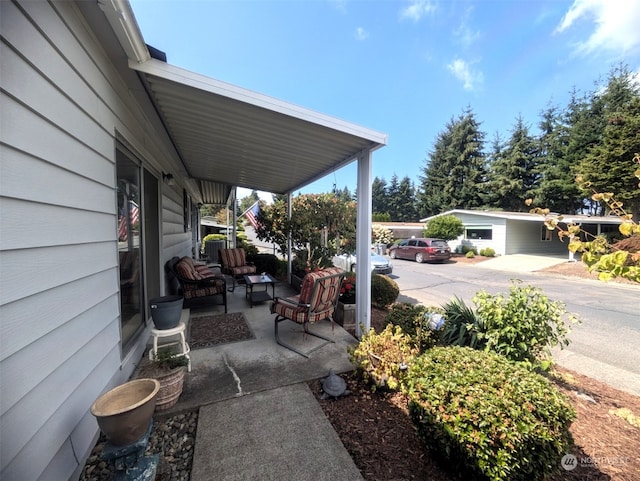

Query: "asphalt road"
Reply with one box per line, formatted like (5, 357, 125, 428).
(387, 257, 640, 396)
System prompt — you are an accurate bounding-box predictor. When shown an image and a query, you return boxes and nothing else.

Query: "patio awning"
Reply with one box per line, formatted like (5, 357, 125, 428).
(130, 59, 387, 204)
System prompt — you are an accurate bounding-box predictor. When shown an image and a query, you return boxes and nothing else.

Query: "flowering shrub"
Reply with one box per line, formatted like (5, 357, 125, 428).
(339, 272, 356, 303)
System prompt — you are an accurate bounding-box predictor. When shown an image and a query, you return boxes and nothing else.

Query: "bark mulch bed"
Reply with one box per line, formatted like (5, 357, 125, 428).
(311, 307, 640, 481)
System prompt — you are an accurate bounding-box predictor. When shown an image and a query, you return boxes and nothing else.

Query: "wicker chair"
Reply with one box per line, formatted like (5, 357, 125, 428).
(271, 267, 345, 357)
(166, 256, 227, 312)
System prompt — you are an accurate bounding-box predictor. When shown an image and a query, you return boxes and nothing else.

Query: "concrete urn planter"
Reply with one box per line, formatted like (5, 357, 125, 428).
(90, 379, 160, 446)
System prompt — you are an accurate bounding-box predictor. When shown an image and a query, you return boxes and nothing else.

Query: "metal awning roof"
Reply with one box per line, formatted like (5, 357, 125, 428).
(130, 59, 387, 205)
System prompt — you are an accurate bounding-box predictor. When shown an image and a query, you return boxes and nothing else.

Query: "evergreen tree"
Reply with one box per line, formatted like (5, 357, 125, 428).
(482, 132, 505, 208)
(532, 104, 582, 213)
(486, 115, 539, 212)
(372, 177, 389, 217)
(387, 174, 401, 221)
(418, 108, 486, 216)
(563, 87, 604, 214)
(395, 176, 418, 221)
(238, 190, 260, 215)
(418, 123, 453, 217)
(577, 65, 640, 219)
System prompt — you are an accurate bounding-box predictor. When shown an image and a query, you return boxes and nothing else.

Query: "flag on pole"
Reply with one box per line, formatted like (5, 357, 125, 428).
(242, 201, 261, 230)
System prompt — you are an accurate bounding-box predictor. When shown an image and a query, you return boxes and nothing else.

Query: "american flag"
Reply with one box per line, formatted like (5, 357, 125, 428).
(242, 201, 261, 230)
(118, 201, 140, 241)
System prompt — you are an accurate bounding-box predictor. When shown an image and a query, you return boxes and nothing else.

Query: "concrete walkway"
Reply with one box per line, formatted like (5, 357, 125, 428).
(191, 383, 363, 481)
(153, 281, 363, 481)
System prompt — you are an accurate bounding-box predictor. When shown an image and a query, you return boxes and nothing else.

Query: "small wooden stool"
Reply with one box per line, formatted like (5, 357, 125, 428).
(148, 322, 191, 372)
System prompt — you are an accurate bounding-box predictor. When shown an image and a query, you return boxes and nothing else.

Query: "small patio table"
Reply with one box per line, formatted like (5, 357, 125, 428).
(243, 274, 277, 308)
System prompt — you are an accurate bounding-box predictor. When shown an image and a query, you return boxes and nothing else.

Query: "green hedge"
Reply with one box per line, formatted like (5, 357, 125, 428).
(403, 347, 575, 481)
(371, 274, 399, 308)
(383, 303, 441, 352)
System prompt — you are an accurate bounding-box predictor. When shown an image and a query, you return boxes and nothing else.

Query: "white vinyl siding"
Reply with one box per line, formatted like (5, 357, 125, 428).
(0, 2, 190, 479)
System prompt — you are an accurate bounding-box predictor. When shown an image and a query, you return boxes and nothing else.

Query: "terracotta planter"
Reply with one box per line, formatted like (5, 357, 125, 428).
(334, 301, 356, 331)
(154, 366, 185, 412)
(90, 378, 160, 446)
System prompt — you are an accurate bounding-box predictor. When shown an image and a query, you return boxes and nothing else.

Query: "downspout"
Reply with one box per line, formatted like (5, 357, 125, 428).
(355, 149, 373, 338)
(287, 192, 293, 283)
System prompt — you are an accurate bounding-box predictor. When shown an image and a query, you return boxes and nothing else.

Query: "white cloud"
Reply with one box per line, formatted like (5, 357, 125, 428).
(355, 27, 369, 41)
(556, 0, 640, 54)
(328, 0, 348, 14)
(454, 6, 481, 48)
(447, 58, 483, 91)
(400, 0, 437, 22)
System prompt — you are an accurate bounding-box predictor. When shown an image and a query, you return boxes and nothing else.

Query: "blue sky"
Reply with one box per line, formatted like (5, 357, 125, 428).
(130, 0, 640, 202)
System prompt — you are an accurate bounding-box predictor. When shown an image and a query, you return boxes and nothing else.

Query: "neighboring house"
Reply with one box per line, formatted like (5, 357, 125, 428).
(0, 1, 385, 479)
(421, 210, 622, 257)
(372, 222, 425, 241)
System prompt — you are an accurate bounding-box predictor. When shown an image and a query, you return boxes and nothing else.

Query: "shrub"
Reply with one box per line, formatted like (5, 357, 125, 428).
(384, 303, 441, 352)
(473, 281, 578, 365)
(465, 250, 475, 258)
(480, 247, 496, 257)
(371, 274, 399, 308)
(440, 296, 486, 349)
(372, 224, 394, 245)
(403, 347, 575, 481)
(461, 244, 478, 255)
(424, 214, 464, 241)
(372, 212, 391, 222)
(348, 324, 418, 391)
(247, 253, 283, 277)
(200, 233, 227, 254)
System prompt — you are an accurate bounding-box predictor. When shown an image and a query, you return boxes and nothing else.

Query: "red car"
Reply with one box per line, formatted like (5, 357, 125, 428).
(388, 238, 451, 263)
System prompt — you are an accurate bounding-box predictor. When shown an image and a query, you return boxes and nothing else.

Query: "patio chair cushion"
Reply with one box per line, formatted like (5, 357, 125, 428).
(167, 256, 227, 312)
(182, 281, 225, 300)
(272, 267, 344, 324)
(179, 256, 218, 278)
(220, 248, 247, 268)
(175, 257, 202, 280)
(219, 248, 257, 286)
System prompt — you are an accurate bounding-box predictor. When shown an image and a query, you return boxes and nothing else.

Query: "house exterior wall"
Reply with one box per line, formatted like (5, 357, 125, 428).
(447, 213, 508, 255)
(0, 2, 193, 479)
(504, 220, 567, 255)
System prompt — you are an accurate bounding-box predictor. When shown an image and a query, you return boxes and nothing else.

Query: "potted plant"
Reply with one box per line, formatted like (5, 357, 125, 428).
(139, 347, 189, 412)
(335, 272, 356, 329)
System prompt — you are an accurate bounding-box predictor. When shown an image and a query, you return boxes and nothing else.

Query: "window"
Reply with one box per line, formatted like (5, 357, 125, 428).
(541, 225, 553, 242)
(465, 228, 492, 240)
(116, 145, 144, 350)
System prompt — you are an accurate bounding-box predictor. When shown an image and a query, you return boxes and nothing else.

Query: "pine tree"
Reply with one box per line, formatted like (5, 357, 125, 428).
(372, 177, 389, 216)
(395, 176, 418, 221)
(418, 108, 486, 216)
(577, 65, 640, 219)
(387, 174, 401, 221)
(486, 116, 539, 212)
(533, 104, 582, 213)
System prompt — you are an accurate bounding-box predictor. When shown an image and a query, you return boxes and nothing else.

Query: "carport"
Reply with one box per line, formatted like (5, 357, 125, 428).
(102, 1, 388, 333)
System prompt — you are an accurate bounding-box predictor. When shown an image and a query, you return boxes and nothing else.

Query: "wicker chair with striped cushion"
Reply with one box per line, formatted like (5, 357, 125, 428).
(167, 256, 227, 313)
(219, 248, 256, 291)
(271, 267, 345, 357)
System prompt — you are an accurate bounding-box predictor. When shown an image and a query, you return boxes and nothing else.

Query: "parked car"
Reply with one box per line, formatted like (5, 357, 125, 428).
(332, 251, 393, 275)
(388, 238, 451, 263)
